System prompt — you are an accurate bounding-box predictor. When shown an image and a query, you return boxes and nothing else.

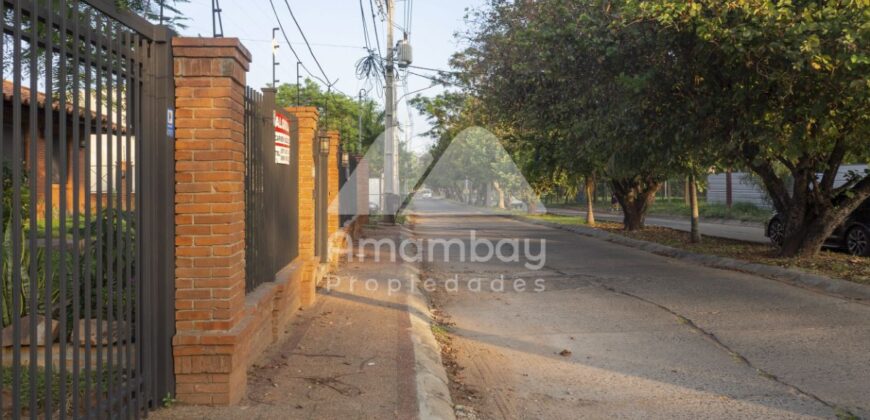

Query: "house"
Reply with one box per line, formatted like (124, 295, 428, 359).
(2, 80, 134, 219)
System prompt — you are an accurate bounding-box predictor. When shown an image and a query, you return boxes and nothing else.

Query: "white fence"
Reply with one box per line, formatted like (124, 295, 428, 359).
(707, 164, 868, 208)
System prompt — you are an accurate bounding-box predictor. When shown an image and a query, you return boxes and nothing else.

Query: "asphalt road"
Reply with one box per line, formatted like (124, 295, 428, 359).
(407, 199, 870, 419)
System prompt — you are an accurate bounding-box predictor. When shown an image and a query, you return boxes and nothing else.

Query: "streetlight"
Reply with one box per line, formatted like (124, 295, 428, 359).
(341, 151, 350, 168)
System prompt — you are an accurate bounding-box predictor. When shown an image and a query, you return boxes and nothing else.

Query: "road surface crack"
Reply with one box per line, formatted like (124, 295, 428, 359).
(547, 266, 860, 418)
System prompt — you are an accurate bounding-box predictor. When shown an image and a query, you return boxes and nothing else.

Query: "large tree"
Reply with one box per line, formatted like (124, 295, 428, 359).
(459, 0, 723, 230)
(276, 80, 384, 154)
(634, 0, 870, 256)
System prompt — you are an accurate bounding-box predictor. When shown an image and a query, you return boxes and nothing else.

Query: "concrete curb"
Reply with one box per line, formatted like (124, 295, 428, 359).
(508, 215, 870, 303)
(398, 225, 457, 420)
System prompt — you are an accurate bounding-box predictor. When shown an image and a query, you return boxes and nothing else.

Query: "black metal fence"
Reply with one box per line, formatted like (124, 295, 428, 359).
(314, 133, 328, 263)
(0, 1, 175, 418)
(338, 146, 354, 227)
(244, 88, 299, 292)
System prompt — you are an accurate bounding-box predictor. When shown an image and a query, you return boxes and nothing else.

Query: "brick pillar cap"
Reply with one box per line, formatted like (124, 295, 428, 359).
(172, 37, 252, 70)
(284, 106, 320, 117)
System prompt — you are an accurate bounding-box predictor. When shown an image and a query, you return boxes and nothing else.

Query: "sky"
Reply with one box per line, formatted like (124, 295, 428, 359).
(177, 0, 486, 153)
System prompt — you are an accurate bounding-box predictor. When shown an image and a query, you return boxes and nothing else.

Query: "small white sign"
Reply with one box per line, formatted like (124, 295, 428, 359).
(274, 112, 291, 165)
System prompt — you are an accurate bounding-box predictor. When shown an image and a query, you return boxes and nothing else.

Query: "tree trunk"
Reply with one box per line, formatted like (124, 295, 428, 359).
(778, 199, 857, 257)
(493, 181, 505, 209)
(611, 177, 660, 231)
(684, 177, 690, 206)
(585, 175, 596, 227)
(779, 220, 836, 258)
(689, 173, 701, 243)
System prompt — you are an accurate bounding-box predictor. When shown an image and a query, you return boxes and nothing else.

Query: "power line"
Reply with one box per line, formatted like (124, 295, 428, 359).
(267, 0, 330, 87)
(368, 0, 384, 59)
(281, 0, 333, 87)
(236, 38, 366, 50)
(359, 0, 372, 51)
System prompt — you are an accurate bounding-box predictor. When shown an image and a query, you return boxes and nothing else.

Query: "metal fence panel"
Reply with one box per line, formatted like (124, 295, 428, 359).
(245, 88, 299, 292)
(0, 1, 174, 418)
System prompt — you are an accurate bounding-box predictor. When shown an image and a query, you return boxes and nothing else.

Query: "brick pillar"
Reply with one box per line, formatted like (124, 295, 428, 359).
(172, 37, 251, 406)
(354, 155, 369, 225)
(284, 106, 319, 305)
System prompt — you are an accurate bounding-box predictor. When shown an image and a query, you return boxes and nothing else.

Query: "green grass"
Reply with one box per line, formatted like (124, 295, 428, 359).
(647, 199, 771, 223)
(525, 214, 589, 226)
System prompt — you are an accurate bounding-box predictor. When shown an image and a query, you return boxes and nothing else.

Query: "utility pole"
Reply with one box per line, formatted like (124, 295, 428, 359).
(383, 0, 399, 215)
(271, 28, 280, 87)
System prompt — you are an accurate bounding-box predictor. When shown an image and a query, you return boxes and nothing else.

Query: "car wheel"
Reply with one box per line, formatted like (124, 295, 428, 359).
(846, 226, 870, 257)
(768, 218, 785, 247)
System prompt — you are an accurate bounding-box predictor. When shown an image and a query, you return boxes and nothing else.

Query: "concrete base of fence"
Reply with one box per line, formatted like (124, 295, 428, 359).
(172, 258, 306, 405)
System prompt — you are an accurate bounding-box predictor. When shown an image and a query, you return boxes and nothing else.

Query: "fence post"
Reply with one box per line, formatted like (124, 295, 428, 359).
(172, 37, 251, 405)
(354, 155, 370, 225)
(327, 131, 341, 264)
(284, 106, 320, 306)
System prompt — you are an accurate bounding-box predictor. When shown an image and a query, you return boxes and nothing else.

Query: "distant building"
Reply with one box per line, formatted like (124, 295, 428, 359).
(707, 164, 869, 209)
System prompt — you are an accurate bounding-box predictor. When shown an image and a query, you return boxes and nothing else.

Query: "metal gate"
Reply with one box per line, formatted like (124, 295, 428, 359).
(0, 1, 175, 418)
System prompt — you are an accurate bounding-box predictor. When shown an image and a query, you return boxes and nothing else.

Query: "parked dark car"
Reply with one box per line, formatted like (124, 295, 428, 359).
(766, 199, 870, 256)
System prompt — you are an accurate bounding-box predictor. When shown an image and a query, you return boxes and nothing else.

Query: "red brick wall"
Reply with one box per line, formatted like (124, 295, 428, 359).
(172, 37, 251, 405)
(171, 39, 327, 407)
(284, 107, 319, 305)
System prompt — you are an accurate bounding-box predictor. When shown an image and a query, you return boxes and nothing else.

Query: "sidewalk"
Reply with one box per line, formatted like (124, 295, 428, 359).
(549, 207, 769, 243)
(153, 225, 452, 420)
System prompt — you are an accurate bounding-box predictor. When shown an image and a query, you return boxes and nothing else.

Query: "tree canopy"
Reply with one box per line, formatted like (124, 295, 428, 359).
(428, 0, 868, 255)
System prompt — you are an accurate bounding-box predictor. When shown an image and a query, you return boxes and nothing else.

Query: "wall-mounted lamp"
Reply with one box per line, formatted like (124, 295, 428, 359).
(318, 133, 331, 155)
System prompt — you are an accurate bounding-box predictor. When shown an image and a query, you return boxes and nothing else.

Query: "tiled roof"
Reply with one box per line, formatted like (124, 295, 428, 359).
(3, 80, 127, 133)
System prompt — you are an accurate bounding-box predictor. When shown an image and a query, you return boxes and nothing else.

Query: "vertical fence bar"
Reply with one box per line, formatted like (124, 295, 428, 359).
(104, 18, 117, 414)
(57, 3, 70, 417)
(11, 2, 24, 416)
(28, 1, 40, 415)
(82, 7, 95, 415)
(42, 3, 56, 415)
(71, 1, 84, 416)
(109, 21, 123, 413)
(133, 34, 146, 419)
(123, 32, 136, 419)
(94, 11, 106, 417)
(0, 0, 5, 406)
(132, 33, 145, 420)
(136, 34, 151, 414)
